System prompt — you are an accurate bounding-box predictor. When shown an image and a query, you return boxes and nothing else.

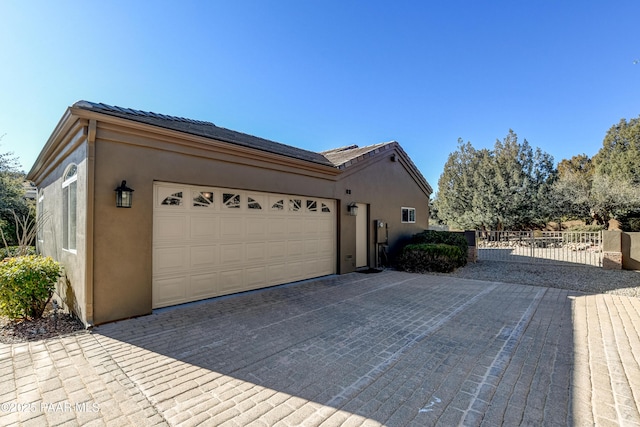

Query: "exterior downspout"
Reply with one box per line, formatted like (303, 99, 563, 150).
(84, 119, 96, 327)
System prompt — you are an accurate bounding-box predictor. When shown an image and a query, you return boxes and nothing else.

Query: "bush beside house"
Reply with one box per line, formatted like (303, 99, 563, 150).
(396, 230, 468, 273)
(0, 255, 62, 320)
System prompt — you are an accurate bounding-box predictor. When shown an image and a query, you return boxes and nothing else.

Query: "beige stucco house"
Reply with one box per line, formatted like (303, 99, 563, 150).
(27, 101, 432, 326)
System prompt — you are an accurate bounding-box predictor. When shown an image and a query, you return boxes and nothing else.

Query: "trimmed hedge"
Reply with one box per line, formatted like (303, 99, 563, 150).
(396, 243, 465, 273)
(395, 230, 469, 273)
(409, 230, 468, 256)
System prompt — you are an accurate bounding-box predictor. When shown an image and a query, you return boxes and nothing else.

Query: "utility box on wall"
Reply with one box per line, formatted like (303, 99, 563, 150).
(374, 220, 389, 268)
(374, 220, 387, 244)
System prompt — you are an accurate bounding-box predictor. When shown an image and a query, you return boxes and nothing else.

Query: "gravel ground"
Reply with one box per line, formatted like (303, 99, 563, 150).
(1, 261, 638, 343)
(444, 260, 640, 297)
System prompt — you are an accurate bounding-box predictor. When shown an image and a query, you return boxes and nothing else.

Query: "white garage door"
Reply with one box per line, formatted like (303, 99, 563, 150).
(152, 183, 336, 308)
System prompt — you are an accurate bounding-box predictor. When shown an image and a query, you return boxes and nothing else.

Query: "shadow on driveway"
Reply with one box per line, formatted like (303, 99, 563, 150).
(92, 271, 583, 426)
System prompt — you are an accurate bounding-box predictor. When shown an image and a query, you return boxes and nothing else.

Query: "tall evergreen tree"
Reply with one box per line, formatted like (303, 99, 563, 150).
(593, 116, 640, 184)
(590, 117, 640, 228)
(549, 154, 594, 223)
(433, 131, 556, 230)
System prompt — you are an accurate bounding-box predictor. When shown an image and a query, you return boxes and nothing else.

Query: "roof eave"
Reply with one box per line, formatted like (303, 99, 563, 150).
(70, 106, 342, 178)
(27, 108, 88, 184)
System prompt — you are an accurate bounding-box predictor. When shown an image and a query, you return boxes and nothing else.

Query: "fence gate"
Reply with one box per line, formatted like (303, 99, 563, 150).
(476, 231, 603, 267)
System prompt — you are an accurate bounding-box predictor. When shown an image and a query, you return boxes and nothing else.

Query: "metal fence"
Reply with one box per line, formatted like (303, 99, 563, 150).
(476, 230, 603, 267)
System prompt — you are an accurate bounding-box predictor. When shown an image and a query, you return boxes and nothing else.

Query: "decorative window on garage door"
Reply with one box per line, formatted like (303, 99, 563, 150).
(306, 200, 318, 212)
(289, 199, 302, 212)
(161, 192, 183, 206)
(271, 199, 284, 211)
(321, 203, 331, 213)
(193, 191, 214, 207)
(247, 196, 263, 210)
(223, 193, 241, 209)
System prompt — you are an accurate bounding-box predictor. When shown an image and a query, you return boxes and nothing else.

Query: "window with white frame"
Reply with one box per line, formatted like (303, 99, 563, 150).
(401, 207, 416, 223)
(62, 164, 78, 252)
(37, 189, 45, 245)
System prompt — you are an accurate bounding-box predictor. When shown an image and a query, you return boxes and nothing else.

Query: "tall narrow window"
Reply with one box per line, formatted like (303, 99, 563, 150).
(62, 164, 78, 252)
(37, 190, 45, 246)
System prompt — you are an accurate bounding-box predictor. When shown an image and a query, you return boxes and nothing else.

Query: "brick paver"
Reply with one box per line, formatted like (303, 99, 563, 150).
(1, 271, 639, 426)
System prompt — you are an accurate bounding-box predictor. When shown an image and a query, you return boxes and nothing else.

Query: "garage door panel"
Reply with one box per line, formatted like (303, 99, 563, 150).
(190, 272, 218, 299)
(303, 219, 319, 235)
(220, 216, 244, 239)
(154, 183, 335, 308)
(300, 259, 317, 276)
(268, 218, 287, 237)
(219, 269, 244, 293)
(155, 215, 187, 241)
(190, 215, 219, 240)
(154, 247, 188, 274)
(304, 240, 319, 255)
(246, 218, 267, 238)
(220, 243, 244, 264)
(267, 241, 286, 260)
(287, 240, 304, 257)
(286, 261, 305, 281)
(287, 218, 304, 236)
(317, 218, 333, 234)
(318, 238, 334, 256)
(267, 263, 287, 284)
(190, 245, 218, 268)
(317, 257, 334, 275)
(153, 275, 187, 307)
(245, 266, 266, 288)
(246, 242, 266, 262)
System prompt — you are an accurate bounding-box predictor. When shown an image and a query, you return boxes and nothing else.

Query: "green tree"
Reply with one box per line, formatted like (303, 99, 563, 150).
(590, 117, 640, 228)
(0, 136, 32, 246)
(549, 154, 594, 223)
(593, 117, 640, 184)
(433, 130, 556, 230)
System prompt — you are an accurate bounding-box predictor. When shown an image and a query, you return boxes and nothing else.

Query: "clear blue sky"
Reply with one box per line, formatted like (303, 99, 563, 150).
(1, 1, 639, 193)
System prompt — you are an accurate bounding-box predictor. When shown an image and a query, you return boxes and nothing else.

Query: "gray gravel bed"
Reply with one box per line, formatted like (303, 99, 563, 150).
(442, 260, 640, 297)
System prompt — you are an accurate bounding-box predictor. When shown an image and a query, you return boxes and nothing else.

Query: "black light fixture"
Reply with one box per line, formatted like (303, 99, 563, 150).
(115, 180, 134, 208)
(347, 202, 358, 216)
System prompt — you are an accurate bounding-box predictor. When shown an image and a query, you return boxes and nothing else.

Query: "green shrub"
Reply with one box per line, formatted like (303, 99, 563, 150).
(0, 255, 62, 320)
(396, 243, 465, 273)
(410, 230, 468, 262)
(0, 246, 36, 259)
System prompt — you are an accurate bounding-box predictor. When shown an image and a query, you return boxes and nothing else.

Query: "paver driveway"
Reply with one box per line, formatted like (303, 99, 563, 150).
(2, 271, 640, 426)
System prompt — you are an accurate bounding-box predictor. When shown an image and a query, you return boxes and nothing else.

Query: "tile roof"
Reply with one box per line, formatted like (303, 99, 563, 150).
(321, 142, 393, 168)
(73, 101, 335, 167)
(72, 101, 431, 194)
(322, 142, 432, 194)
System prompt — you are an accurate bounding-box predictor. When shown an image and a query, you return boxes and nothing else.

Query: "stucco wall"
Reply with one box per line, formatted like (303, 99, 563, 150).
(335, 149, 430, 273)
(622, 232, 640, 270)
(36, 143, 89, 324)
(602, 230, 640, 270)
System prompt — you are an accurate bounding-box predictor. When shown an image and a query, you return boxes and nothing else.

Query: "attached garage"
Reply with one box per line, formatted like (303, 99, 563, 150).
(152, 182, 336, 308)
(28, 101, 432, 326)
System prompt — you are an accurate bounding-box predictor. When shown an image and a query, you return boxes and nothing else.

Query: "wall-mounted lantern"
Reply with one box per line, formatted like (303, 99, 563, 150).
(347, 202, 358, 216)
(115, 180, 134, 208)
